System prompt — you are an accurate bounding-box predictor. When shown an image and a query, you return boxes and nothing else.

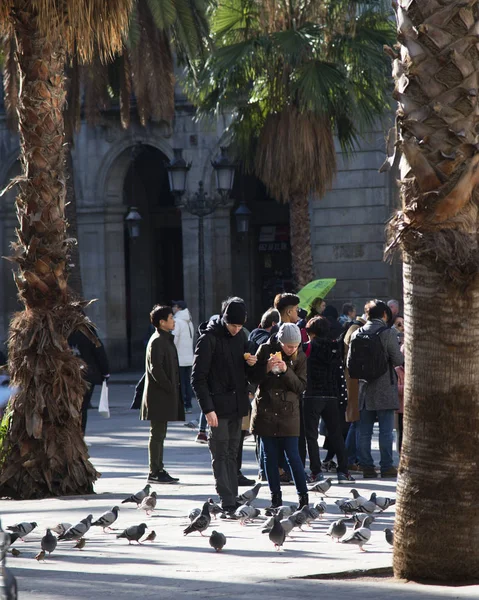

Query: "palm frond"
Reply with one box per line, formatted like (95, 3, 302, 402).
(119, 51, 132, 129)
(2, 34, 18, 131)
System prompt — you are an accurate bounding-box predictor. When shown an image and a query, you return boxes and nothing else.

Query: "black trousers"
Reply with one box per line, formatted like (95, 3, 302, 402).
(209, 417, 242, 508)
(81, 384, 95, 434)
(303, 396, 348, 474)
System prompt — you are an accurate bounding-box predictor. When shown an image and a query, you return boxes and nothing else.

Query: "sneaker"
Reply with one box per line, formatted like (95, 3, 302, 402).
(195, 431, 208, 444)
(381, 466, 398, 478)
(361, 467, 378, 479)
(337, 471, 355, 482)
(185, 406, 193, 414)
(311, 472, 325, 482)
(184, 419, 198, 429)
(152, 470, 179, 484)
(238, 472, 256, 486)
(322, 460, 337, 472)
(347, 463, 362, 472)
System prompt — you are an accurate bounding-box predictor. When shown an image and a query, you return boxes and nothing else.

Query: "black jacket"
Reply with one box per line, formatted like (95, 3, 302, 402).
(69, 326, 110, 385)
(248, 327, 271, 354)
(191, 316, 250, 418)
(305, 337, 342, 399)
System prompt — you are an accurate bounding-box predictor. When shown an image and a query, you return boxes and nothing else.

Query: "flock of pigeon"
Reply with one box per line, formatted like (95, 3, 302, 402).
(3, 477, 396, 561)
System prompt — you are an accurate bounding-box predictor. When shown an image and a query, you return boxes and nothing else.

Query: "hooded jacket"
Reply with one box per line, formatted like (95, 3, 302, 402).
(173, 308, 195, 367)
(191, 316, 250, 418)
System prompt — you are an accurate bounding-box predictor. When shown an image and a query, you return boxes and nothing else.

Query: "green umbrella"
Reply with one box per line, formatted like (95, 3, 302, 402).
(297, 279, 336, 311)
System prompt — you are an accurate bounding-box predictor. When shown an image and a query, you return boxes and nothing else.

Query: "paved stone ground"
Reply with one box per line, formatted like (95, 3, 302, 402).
(1, 382, 477, 599)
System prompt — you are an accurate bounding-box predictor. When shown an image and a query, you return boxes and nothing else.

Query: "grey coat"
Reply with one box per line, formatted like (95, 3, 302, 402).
(348, 319, 404, 411)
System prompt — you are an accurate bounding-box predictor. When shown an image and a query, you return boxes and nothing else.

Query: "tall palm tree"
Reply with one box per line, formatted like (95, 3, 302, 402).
(187, 0, 394, 287)
(0, 0, 132, 499)
(385, 0, 479, 582)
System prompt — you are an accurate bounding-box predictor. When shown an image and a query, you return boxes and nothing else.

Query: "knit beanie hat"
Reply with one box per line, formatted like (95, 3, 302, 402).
(277, 323, 302, 345)
(223, 299, 247, 325)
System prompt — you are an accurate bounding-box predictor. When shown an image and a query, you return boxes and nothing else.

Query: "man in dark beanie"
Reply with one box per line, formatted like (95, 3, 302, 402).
(192, 297, 257, 516)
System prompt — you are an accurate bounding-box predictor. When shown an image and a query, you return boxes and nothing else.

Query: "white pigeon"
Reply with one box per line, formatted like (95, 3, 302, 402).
(51, 523, 72, 536)
(370, 493, 396, 512)
(340, 516, 373, 551)
(6, 522, 37, 539)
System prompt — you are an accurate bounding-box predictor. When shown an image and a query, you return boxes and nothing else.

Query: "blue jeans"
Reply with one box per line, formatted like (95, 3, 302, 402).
(199, 411, 207, 432)
(261, 436, 307, 496)
(179, 366, 194, 408)
(345, 420, 360, 465)
(359, 409, 395, 472)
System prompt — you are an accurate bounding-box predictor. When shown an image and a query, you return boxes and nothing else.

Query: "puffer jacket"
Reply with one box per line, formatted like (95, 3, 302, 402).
(173, 308, 195, 366)
(248, 335, 307, 437)
(305, 336, 342, 399)
(191, 316, 250, 418)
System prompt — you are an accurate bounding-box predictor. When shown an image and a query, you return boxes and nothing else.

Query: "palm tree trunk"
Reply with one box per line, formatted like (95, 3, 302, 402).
(64, 145, 83, 298)
(0, 2, 98, 499)
(289, 195, 314, 288)
(388, 0, 479, 581)
(394, 260, 479, 581)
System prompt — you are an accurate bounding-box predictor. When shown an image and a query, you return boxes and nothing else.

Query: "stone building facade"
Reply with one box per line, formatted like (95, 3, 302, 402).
(0, 88, 401, 370)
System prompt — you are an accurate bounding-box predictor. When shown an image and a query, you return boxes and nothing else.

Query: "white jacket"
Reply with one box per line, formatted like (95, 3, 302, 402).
(173, 309, 195, 366)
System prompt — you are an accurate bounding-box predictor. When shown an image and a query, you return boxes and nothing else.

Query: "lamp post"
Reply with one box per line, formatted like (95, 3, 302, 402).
(125, 206, 142, 238)
(166, 147, 236, 323)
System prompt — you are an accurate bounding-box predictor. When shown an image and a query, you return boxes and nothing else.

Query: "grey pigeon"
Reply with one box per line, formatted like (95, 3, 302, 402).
(327, 518, 350, 542)
(209, 530, 226, 552)
(313, 501, 327, 517)
(265, 504, 297, 518)
(349, 513, 375, 525)
(335, 499, 359, 514)
(207, 498, 225, 519)
(350, 489, 369, 504)
(355, 498, 377, 515)
(269, 516, 286, 550)
(138, 491, 157, 515)
(384, 528, 394, 546)
(188, 507, 201, 521)
(116, 523, 148, 544)
(41, 529, 57, 555)
(370, 493, 396, 512)
(235, 504, 259, 525)
(121, 484, 151, 505)
(341, 516, 374, 551)
(237, 482, 261, 504)
(280, 517, 295, 536)
(305, 505, 320, 523)
(290, 506, 309, 530)
(51, 523, 71, 536)
(261, 516, 275, 534)
(184, 501, 210, 536)
(6, 522, 37, 538)
(5, 532, 20, 549)
(58, 515, 93, 541)
(92, 506, 119, 531)
(309, 477, 333, 495)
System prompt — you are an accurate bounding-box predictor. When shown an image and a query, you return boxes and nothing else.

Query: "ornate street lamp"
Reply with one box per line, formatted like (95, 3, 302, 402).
(234, 200, 252, 234)
(125, 206, 142, 238)
(166, 147, 236, 322)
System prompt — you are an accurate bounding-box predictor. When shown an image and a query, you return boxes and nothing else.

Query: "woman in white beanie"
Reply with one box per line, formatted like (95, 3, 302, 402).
(248, 323, 308, 509)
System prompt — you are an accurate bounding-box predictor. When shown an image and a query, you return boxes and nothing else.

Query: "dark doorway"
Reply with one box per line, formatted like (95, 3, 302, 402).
(123, 145, 183, 367)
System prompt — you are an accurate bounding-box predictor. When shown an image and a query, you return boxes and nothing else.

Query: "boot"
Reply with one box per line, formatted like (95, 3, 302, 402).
(268, 492, 282, 509)
(298, 492, 309, 508)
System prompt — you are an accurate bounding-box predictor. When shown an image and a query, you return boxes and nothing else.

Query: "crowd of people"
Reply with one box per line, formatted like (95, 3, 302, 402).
(138, 294, 405, 519)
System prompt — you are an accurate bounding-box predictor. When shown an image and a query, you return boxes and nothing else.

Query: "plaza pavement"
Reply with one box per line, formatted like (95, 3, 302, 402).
(0, 379, 476, 599)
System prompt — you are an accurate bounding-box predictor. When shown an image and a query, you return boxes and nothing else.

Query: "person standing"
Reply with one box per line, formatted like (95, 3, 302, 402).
(347, 299, 404, 478)
(141, 305, 184, 484)
(249, 323, 309, 509)
(338, 303, 357, 327)
(248, 308, 280, 353)
(191, 297, 257, 515)
(69, 321, 110, 435)
(172, 300, 195, 414)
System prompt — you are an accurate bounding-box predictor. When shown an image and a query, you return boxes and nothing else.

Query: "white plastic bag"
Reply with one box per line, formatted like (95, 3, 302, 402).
(98, 380, 110, 418)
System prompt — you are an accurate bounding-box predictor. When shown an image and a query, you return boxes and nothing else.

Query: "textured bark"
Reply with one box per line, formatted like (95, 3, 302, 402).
(387, 0, 479, 581)
(289, 195, 314, 288)
(0, 3, 98, 499)
(64, 146, 83, 298)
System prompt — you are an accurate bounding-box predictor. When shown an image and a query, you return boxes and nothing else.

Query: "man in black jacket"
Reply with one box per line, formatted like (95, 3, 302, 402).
(191, 297, 257, 514)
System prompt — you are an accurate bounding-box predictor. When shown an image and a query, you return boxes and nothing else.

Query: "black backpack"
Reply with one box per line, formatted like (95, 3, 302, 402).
(347, 326, 390, 382)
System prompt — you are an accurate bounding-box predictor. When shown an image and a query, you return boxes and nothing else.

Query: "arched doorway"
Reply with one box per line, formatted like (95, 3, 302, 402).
(123, 145, 183, 367)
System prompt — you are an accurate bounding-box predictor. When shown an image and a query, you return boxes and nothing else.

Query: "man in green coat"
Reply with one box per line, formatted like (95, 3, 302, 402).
(141, 305, 185, 483)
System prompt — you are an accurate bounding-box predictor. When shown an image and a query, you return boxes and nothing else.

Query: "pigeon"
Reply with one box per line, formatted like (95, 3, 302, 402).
(261, 516, 275, 534)
(183, 502, 210, 536)
(290, 506, 309, 530)
(264, 504, 297, 518)
(335, 499, 359, 514)
(144, 530, 156, 542)
(207, 498, 225, 519)
(237, 482, 261, 504)
(6, 522, 37, 539)
(5, 532, 20, 549)
(349, 513, 375, 525)
(384, 528, 394, 546)
(269, 516, 286, 550)
(309, 477, 333, 495)
(51, 523, 71, 536)
(188, 508, 201, 521)
(58, 515, 93, 541)
(41, 529, 57, 555)
(280, 517, 295, 536)
(355, 498, 377, 515)
(74, 538, 86, 550)
(116, 523, 148, 545)
(341, 516, 374, 551)
(209, 530, 227, 552)
(138, 491, 157, 515)
(121, 484, 151, 505)
(313, 501, 327, 517)
(92, 506, 120, 531)
(327, 518, 350, 542)
(370, 493, 396, 512)
(350, 489, 369, 505)
(35, 550, 46, 561)
(235, 504, 259, 525)
(304, 505, 321, 523)
(10, 548, 21, 557)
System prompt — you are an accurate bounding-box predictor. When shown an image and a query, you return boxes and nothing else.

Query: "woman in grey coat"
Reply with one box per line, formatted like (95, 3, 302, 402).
(347, 300, 404, 478)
